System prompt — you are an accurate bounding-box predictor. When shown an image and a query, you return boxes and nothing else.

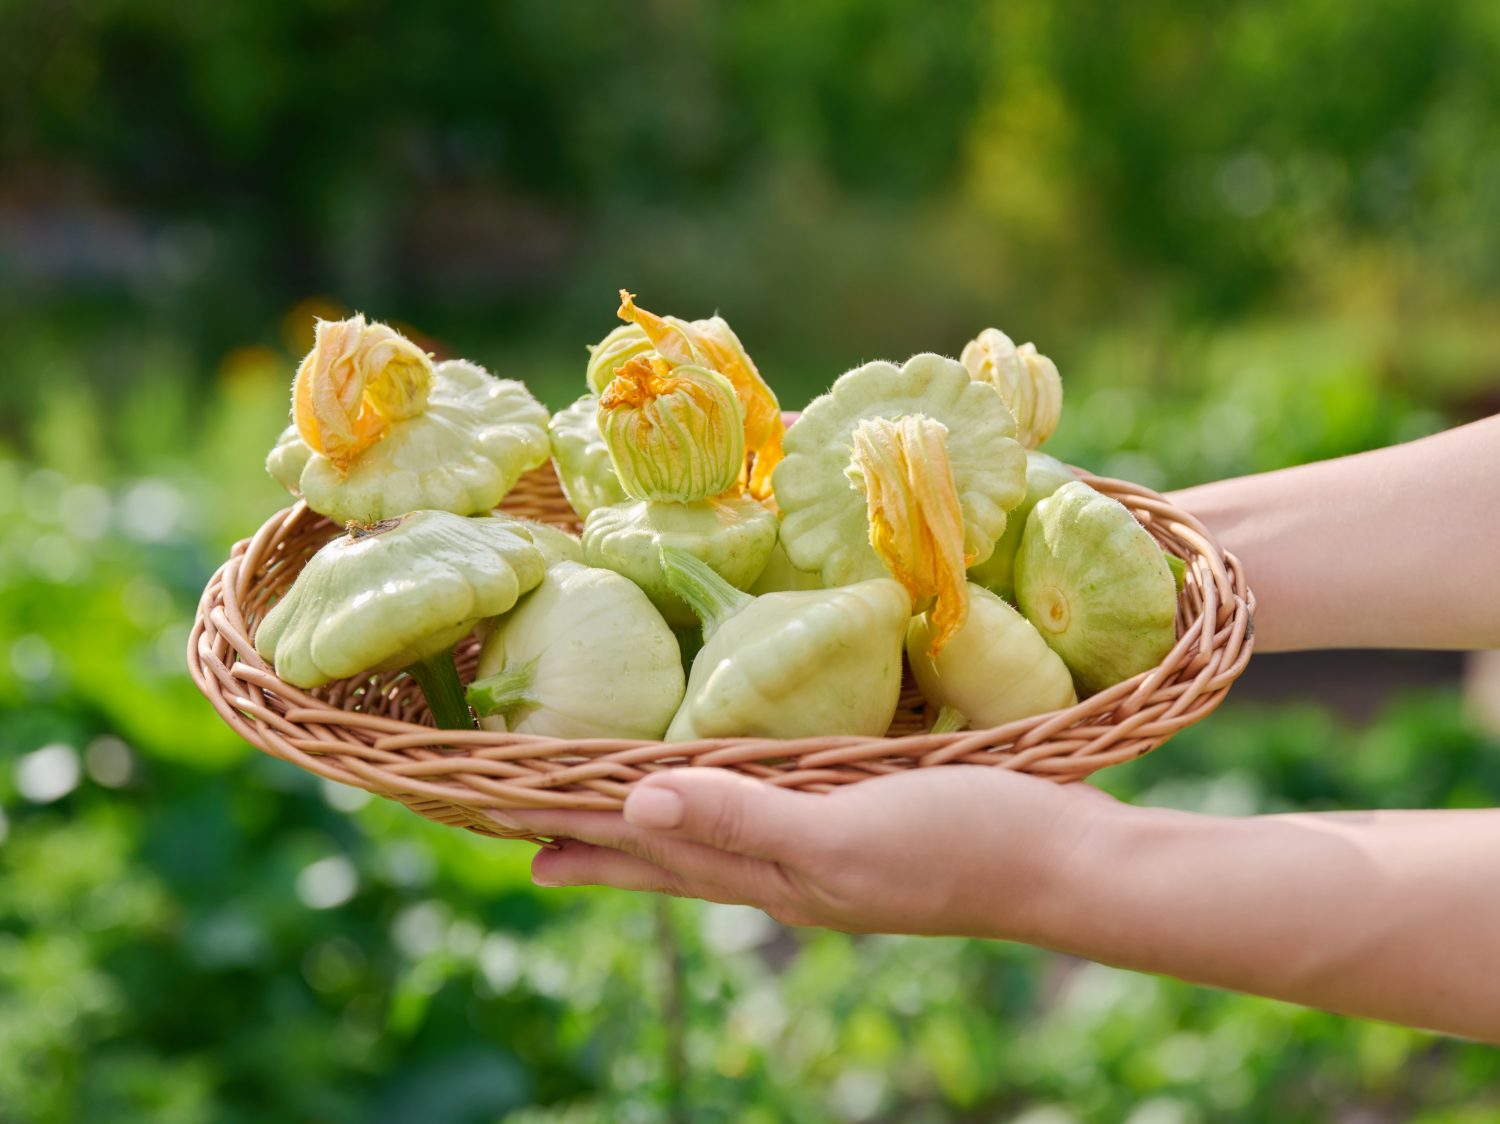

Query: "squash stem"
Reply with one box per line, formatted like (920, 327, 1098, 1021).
(659, 546, 752, 639)
(930, 706, 969, 734)
(466, 660, 537, 722)
(407, 649, 475, 730)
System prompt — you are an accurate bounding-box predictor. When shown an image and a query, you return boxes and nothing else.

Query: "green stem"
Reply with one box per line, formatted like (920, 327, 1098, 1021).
(659, 546, 752, 639)
(466, 660, 538, 722)
(406, 649, 475, 731)
(930, 705, 969, 734)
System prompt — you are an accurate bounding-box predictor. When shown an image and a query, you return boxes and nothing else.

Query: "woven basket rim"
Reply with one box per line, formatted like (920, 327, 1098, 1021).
(187, 460, 1255, 837)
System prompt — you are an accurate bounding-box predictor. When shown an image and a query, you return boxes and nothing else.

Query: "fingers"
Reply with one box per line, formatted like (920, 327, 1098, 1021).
(493, 803, 800, 905)
(533, 841, 681, 894)
(621, 768, 830, 862)
(531, 842, 753, 908)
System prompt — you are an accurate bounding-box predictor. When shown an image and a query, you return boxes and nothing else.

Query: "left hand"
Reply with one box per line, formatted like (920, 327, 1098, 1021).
(491, 765, 1116, 938)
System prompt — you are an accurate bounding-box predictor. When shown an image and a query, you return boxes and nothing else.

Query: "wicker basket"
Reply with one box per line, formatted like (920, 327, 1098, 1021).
(188, 461, 1254, 839)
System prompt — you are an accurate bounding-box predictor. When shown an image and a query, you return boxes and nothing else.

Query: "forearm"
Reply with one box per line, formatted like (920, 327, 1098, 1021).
(1022, 804, 1500, 1041)
(1167, 413, 1500, 651)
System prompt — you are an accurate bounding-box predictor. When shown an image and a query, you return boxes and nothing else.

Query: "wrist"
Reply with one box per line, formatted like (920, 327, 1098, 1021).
(1006, 794, 1193, 951)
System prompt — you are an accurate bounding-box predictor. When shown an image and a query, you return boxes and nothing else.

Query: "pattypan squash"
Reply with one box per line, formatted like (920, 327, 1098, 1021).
(773, 352, 1026, 599)
(254, 510, 546, 728)
(660, 547, 908, 741)
(747, 540, 824, 595)
(907, 582, 1076, 729)
(960, 327, 1063, 449)
(267, 315, 550, 525)
(466, 561, 684, 739)
(586, 292, 785, 500)
(547, 394, 628, 519)
(487, 514, 583, 567)
(1014, 481, 1178, 695)
(583, 356, 777, 627)
(966, 450, 1079, 602)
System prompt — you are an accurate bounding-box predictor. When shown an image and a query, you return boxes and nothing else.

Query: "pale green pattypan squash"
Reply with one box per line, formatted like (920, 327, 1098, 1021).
(546, 394, 628, 519)
(907, 583, 1076, 729)
(966, 450, 1079, 602)
(583, 356, 776, 627)
(747, 540, 824, 595)
(1015, 481, 1178, 695)
(773, 353, 1026, 592)
(487, 514, 583, 567)
(960, 327, 1063, 449)
(266, 315, 550, 525)
(466, 561, 684, 739)
(660, 547, 908, 741)
(254, 510, 546, 728)
(588, 292, 786, 500)
(583, 497, 777, 628)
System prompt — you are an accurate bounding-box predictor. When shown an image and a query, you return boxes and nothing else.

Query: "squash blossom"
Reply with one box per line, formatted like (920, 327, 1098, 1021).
(253, 511, 547, 730)
(598, 355, 745, 502)
(584, 356, 777, 627)
(773, 353, 1026, 592)
(846, 415, 971, 657)
(960, 327, 1063, 449)
(585, 323, 656, 398)
(591, 291, 785, 501)
(291, 314, 434, 470)
(267, 316, 550, 525)
(660, 546, 908, 741)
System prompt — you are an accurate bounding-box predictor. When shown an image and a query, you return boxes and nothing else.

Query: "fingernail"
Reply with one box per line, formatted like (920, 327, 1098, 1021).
(625, 785, 684, 830)
(533, 873, 563, 888)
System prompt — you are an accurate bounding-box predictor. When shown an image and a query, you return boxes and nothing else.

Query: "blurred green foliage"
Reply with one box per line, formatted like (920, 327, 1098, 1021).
(2, 0, 1498, 1119)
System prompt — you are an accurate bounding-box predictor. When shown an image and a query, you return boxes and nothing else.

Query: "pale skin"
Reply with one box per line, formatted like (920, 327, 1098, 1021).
(493, 413, 1500, 1043)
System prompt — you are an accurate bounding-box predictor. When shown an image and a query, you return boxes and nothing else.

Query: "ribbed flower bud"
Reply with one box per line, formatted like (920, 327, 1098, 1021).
(292, 315, 434, 471)
(585, 322, 655, 396)
(959, 327, 1062, 449)
(846, 414, 971, 656)
(598, 356, 746, 502)
(615, 291, 785, 500)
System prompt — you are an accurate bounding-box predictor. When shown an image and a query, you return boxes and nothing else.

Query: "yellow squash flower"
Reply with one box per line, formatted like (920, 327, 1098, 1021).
(292, 315, 434, 471)
(614, 291, 785, 500)
(846, 414, 972, 657)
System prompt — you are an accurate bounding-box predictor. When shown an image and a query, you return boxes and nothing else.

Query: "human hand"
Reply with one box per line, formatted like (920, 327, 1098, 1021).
(491, 766, 1116, 939)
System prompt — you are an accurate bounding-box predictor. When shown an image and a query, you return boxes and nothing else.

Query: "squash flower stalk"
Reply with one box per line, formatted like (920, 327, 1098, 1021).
(268, 315, 550, 525)
(608, 290, 786, 501)
(659, 546, 910, 741)
(846, 414, 972, 658)
(254, 511, 547, 730)
(583, 357, 777, 627)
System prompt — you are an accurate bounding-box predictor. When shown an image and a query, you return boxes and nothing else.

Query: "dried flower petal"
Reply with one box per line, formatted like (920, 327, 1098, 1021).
(846, 414, 971, 656)
(292, 315, 434, 471)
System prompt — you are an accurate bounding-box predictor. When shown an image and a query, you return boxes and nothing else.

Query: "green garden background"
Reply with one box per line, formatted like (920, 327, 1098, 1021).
(2, 2, 1498, 1120)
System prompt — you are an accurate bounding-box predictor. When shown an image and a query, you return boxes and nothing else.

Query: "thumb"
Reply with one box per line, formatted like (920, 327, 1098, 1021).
(623, 768, 819, 861)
